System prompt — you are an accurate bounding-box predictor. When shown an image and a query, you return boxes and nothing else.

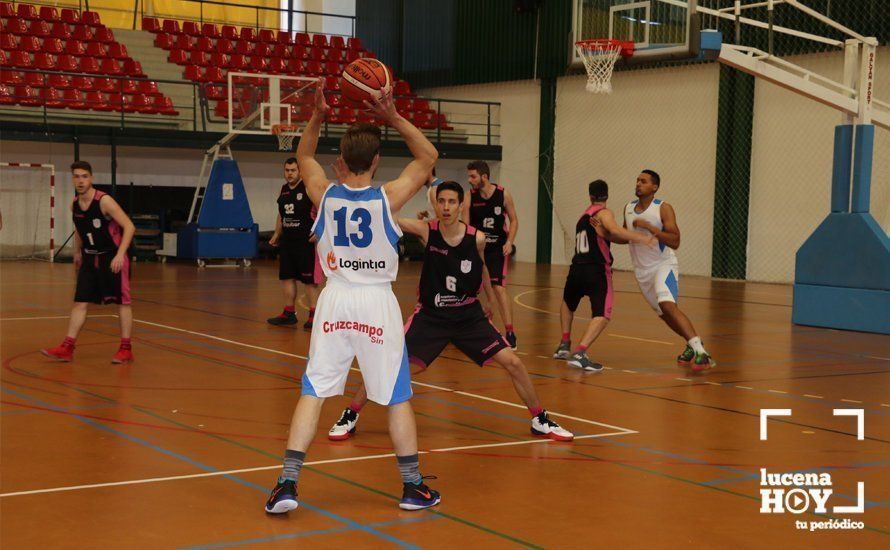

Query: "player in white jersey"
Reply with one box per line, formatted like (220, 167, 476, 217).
(265, 79, 441, 514)
(602, 170, 716, 371)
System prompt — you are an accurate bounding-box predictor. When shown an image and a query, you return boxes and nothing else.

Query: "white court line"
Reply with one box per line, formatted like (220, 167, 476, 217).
(0, 432, 630, 498)
(803, 394, 824, 399)
(0, 314, 117, 321)
(132, 318, 638, 433)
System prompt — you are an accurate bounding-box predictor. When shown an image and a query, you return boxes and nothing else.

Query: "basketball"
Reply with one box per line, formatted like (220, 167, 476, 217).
(340, 58, 392, 107)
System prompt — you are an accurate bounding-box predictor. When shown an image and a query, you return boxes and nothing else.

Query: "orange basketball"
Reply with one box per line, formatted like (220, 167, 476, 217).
(340, 58, 392, 107)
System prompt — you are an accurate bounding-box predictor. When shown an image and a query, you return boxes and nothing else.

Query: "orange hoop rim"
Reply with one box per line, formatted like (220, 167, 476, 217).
(271, 123, 301, 134)
(575, 39, 634, 57)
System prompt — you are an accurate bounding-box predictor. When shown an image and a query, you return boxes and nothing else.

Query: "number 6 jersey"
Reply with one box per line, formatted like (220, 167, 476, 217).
(311, 183, 402, 285)
(419, 220, 484, 310)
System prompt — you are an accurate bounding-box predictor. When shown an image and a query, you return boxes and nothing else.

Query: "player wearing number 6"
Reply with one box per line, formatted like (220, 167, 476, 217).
(41, 161, 136, 364)
(265, 78, 441, 514)
(552, 180, 655, 371)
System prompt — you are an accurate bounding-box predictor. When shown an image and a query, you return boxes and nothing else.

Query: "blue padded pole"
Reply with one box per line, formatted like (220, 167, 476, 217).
(830, 125, 853, 213)
(851, 124, 874, 213)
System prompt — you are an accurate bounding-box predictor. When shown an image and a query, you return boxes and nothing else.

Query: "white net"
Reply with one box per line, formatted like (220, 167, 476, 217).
(0, 165, 54, 261)
(575, 40, 627, 94)
(273, 125, 301, 151)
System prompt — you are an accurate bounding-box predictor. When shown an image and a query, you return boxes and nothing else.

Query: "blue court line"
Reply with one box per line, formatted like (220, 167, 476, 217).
(185, 515, 442, 549)
(0, 386, 418, 549)
(0, 402, 118, 416)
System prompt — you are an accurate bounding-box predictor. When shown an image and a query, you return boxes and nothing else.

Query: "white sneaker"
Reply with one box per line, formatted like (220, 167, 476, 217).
(530, 411, 574, 441)
(328, 407, 359, 441)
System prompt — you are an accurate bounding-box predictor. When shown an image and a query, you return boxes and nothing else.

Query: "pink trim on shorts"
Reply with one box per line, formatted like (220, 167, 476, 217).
(403, 303, 422, 333)
(596, 233, 613, 319)
(312, 246, 324, 284)
(408, 356, 428, 370)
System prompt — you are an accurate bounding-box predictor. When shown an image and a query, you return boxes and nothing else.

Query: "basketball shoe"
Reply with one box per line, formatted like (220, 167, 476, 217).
(328, 407, 359, 440)
(112, 348, 134, 364)
(531, 411, 574, 441)
(552, 341, 571, 359)
(267, 311, 297, 326)
(399, 476, 441, 510)
(677, 345, 695, 367)
(41, 342, 74, 362)
(265, 477, 298, 514)
(567, 350, 603, 373)
(692, 352, 716, 373)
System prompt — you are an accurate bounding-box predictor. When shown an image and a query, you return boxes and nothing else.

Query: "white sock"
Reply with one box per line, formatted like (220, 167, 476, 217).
(688, 336, 706, 354)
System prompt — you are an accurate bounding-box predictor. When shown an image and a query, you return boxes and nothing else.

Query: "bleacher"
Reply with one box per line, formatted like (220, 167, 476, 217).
(0, 1, 452, 131)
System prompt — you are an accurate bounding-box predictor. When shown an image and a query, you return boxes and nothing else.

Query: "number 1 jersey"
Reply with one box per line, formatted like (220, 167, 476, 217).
(311, 183, 402, 285)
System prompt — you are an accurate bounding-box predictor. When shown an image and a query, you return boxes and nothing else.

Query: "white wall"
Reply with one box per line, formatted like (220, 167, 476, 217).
(747, 46, 890, 283)
(552, 64, 721, 276)
(419, 80, 542, 262)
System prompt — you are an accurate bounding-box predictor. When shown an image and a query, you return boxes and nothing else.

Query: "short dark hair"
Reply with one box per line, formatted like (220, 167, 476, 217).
(284, 157, 297, 165)
(467, 160, 490, 179)
(340, 123, 381, 174)
(436, 181, 464, 203)
(589, 179, 608, 201)
(70, 161, 92, 174)
(641, 169, 660, 188)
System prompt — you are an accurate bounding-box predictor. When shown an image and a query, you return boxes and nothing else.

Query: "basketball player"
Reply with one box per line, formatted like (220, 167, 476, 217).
(597, 170, 716, 371)
(328, 181, 573, 441)
(267, 157, 321, 329)
(462, 160, 519, 349)
(265, 80, 440, 514)
(41, 161, 136, 364)
(552, 180, 655, 371)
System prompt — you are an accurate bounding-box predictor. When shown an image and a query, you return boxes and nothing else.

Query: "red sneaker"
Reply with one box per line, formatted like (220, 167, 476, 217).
(41, 344, 74, 362)
(112, 348, 134, 364)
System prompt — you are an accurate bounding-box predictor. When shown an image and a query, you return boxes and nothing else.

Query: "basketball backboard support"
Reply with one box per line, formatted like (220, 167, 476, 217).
(572, 0, 699, 66)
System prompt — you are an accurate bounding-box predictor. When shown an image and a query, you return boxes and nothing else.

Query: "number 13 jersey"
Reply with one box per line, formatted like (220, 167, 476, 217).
(311, 183, 402, 285)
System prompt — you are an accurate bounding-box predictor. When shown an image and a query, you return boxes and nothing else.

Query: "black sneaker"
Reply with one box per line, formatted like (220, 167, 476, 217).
(505, 331, 517, 351)
(302, 318, 313, 330)
(327, 407, 359, 441)
(267, 312, 297, 326)
(399, 476, 441, 510)
(265, 477, 298, 514)
(567, 350, 604, 373)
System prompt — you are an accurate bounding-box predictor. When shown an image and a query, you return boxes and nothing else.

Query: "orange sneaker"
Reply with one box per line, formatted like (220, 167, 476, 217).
(112, 348, 134, 364)
(41, 344, 74, 362)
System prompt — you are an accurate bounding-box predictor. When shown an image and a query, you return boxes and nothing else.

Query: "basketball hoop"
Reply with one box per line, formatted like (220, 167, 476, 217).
(575, 39, 633, 94)
(272, 124, 301, 151)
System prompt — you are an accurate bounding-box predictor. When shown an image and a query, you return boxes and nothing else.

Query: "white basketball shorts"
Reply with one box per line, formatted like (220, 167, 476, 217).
(634, 262, 680, 315)
(301, 279, 412, 405)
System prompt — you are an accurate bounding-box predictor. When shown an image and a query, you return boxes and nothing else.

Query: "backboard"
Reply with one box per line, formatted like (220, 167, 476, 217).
(226, 73, 317, 136)
(572, 0, 699, 66)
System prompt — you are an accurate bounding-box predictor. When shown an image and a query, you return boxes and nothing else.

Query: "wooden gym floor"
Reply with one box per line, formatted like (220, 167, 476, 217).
(1, 259, 887, 548)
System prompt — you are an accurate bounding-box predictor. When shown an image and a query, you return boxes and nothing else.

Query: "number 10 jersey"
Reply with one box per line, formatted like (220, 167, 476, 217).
(311, 183, 402, 285)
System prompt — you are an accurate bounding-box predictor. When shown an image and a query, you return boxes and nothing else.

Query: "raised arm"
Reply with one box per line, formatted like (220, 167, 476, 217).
(596, 209, 655, 247)
(632, 201, 680, 249)
(99, 195, 135, 274)
(502, 189, 518, 257)
(296, 79, 332, 206)
(397, 217, 429, 243)
(376, 96, 439, 213)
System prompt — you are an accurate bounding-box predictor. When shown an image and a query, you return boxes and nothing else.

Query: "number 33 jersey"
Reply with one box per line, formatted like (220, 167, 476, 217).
(311, 183, 402, 285)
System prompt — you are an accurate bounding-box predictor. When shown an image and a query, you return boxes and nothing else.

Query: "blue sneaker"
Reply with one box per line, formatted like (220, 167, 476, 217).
(265, 477, 298, 514)
(399, 476, 441, 510)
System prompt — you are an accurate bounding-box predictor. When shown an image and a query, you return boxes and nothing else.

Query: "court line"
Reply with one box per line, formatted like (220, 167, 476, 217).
(0, 432, 630, 498)
(132, 318, 638, 434)
(512, 289, 673, 345)
(0, 314, 117, 321)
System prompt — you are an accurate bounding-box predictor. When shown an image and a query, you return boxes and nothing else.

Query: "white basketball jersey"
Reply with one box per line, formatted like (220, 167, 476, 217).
(625, 198, 677, 271)
(312, 183, 402, 284)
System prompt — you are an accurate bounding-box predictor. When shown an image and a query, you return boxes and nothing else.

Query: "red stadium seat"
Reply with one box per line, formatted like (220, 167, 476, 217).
(40, 87, 65, 108)
(4, 17, 28, 35)
(139, 80, 160, 96)
(47, 73, 72, 89)
(325, 48, 344, 62)
(85, 90, 112, 111)
(33, 52, 56, 70)
(16, 3, 38, 20)
(276, 31, 293, 45)
(204, 83, 225, 99)
(39, 6, 61, 22)
(286, 58, 305, 74)
(65, 39, 87, 57)
(42, 37, 64, 55)
(347, 37, 363, 51)
(93, 26, 115, 44)
(167, 49, 187, 64)
(295, 33, 310, 47)
(292, 46, 308, 60)
(108, 43, 128, 59)
(29, 20, 51, 38)
(70, 75, 94, 91)
(258, 29, 275, 43)
(221, 25, 238, 40)
(249, 55, 268, 72)
(272, 43, 290, 58)
(395, 97, 412, 112)
(188, 50, 208, 66)
(438, 114, 453, 130)
(337, 107, 357, 125)
(209, 52, 229, 68)
(174, 34, 194, 51)
(323, 61, 340, 76)
(108, 92, 133, 112)
(101, 58, 123, 76)
(234, 40, 251, 56)
(0, 2, 15, 18)
(123, 59, 144, 77)
(82, 11, 102, 27)
(63, 88, 88, 109)
(14, 84, 40, 106)
(86, 42, 108, 58)
(201, 23, 219, 38)
(196, 36, 214, 52)
(9, 51, 32, 68)
(312, 35, 328, 49)
(204, 66, 225, 83)
(0, 69, 23, 85)
(345, 49, 361, 63)
(94, 77, 116, 92)
(253, 42, 271, 57)
(326, 93, 341, 107)
(23, 71, 45, 87)
(183, 64, 201, 81)
(51, 21, 71, 40)
(215, 39, 234, 54)
(142, 17, 161, 33)
(71, 24, 94, 42)
(131, 93, 154, 113)
(394, 80, 412, 96)
(268, 57, 286, 74)
(154, 96, 177, 115)
(60, 8, 80, 25)
(182, 21, 200, 36)
(0, 49, 6, 66)
(0, 82, 14, 104)
(305, 60, 323, 76)
(309, 47, 324, 61)
(56, 54, 78, 72)
(19, 36, 41, 53)
(162, 20, 181, 35)
(324, 75, 340, 90)
(154, 33, 174, 49)
(228, 54, 247, 71)
(330, 36, 345, 50)
(0, 32, 17, 50)
(412, 98, 433, 113)
(239, 28, 256, 42)
(121, 79, 139, 94)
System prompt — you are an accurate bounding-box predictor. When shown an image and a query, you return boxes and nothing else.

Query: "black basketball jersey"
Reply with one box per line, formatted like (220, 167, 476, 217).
(572, 204, 612, 266)
(277, 180, 314, 243)
(469, 184, 507, 246)
(72, 190, 121, 255)
(419, 221, 484, 310)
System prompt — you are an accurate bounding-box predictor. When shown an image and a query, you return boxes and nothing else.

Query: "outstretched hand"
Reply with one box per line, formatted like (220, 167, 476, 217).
(313, 77, 329, 116)
(363, 86, 397, 123)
